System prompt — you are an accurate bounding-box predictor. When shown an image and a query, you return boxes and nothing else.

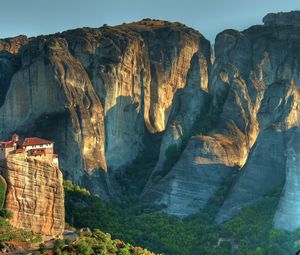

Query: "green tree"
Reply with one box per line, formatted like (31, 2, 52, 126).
(75, 239, 94, 255)
(0, 176, 7, 210)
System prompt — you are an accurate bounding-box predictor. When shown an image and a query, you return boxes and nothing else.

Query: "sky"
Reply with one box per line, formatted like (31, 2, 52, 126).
(0, 0, 300, 43)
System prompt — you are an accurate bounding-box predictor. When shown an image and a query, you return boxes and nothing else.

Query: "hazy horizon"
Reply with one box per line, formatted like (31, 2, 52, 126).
(1, 0, 300, 43)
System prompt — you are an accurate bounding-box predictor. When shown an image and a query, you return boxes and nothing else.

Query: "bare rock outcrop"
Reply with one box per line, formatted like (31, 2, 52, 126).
(0, 155, 64, 238)
(273, 128, 300, 231)
(0, 35, 28, 54)
(142, 29, 258, 216)
(215, 128, 286, 223)
(263, 11, 300, 26)
(3, 13, 300, 232)
(142, 11, 300, 221)
(0, 51, 21, 107)
(60, 21, 211, 170)
(0, 20, 211, 198)
(213, 19, 300, 224)
(0, 36, 109, 196)
(147, 49, 211, 177)
(142, 135, 233, 217)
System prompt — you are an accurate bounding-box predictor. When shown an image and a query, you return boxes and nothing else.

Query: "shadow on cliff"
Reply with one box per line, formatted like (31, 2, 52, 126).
(104, 95, 145, 170)
(0, 51, 21, 107)
(105, 95, 166, 199)
(13, 110, 116, 200)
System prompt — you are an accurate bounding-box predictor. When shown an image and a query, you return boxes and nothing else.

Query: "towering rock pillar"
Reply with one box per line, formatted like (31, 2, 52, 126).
(0, 155, 64, 238)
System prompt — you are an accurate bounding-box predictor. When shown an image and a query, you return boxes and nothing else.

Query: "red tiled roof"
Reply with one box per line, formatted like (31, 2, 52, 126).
(53, 154, 58, 158)
(21, 137, 54, 146)
(0, 141, 15, 148)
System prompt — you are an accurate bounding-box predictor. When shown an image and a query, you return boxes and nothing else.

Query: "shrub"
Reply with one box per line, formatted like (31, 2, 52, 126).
(54, 239, 65, 250)
(39, 243, 47, 254)
(159, 144, 180, 177)
(53, 247, 62, 255)
(165, 144, 178, 161)
(0, 209, 13, 219)
(0, 176, 7, 210)
(75, 239, 94, 255)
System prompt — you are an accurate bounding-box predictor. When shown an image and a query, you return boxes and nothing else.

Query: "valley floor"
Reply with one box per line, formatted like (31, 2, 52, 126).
(64, 180, 300, 255)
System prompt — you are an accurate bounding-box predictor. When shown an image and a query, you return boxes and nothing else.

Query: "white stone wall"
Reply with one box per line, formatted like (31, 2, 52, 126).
(24, 144, 53, 151)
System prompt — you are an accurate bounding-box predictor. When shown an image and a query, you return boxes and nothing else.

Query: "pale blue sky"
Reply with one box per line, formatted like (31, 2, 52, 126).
(1, 0, 299, 42)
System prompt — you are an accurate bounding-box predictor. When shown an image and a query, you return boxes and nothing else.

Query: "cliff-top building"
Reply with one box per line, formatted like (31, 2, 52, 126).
(0, 134, 64, 238)
(0, 134, 58, 165)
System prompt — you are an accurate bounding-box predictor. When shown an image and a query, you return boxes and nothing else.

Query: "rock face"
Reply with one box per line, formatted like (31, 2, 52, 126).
(0, 36, 27, 107)
(273, 128, 300, 231)
(147, 50, 210, 181)
(0, 35, 28, 54)
(0, 51, 20, 107)
(215, 129, 286, 223)
(263, 11, 300, 26)
(0, 36, 108, 196)
(142, 135, 233, 217)
(0, 20, 211, 198)
(61, 21, 211, 170)
(213, 16, 300, 225)
(0, 155, 64, 238)
(2, 12, 300, 231)
(142, 11, 300, 222)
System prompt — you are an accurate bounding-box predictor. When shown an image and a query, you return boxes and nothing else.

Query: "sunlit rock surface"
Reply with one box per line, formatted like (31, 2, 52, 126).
(2, 12, 300, 231)
(148, 49, 211, 181)
(143, 11, 300, 221)
(0, 20, 212, 198)
(0, 35, 28, 54)
(212, 13, 300, 224)
(61, 21, 211, 170)
(0, 36, 109, 196)
(0, 155, 64, 238)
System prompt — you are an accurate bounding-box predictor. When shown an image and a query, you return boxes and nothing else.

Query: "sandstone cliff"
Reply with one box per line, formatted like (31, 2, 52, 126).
(0, 20, 211, 198)
(214, 16, 300, 228)
(2, 13, 300, 232)
(61, 20, 211, 170)
(0, 35, 28, 54)
(145, 50, 210, 184)
(0, 155, 64, 238)
(142, 11, 300, 229)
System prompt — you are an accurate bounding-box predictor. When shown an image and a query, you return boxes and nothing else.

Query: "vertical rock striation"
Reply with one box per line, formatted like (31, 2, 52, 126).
(141, 49, 212, 212)
(214, 13, 300, 225)
(0, 155, 64, 238)
(273, 128, 300, 231)
(61, 21, 211, 170)
(0, 20, 212, 198)
(215, 129, 286, 223)
(0, 36, 108, 196)
(143, 11, 300, 221)
(3, 13, 300, 231)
